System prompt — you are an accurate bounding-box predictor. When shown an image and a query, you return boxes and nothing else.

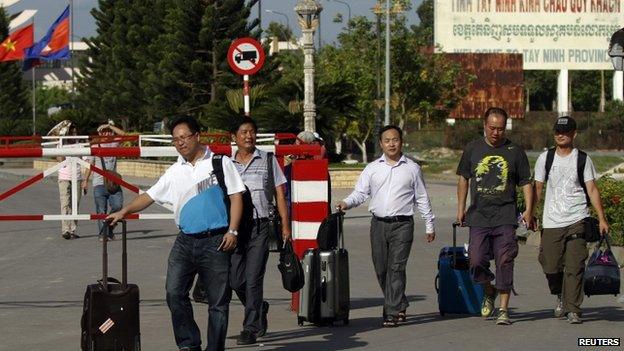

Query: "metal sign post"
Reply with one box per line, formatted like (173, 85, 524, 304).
(227, 37, 265, 116)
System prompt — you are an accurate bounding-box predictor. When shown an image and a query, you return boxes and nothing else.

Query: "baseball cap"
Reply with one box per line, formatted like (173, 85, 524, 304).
(553, 116, 576, 133)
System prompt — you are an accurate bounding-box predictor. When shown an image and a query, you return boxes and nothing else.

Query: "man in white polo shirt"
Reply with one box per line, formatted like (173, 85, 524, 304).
(107, 115, 245, 351)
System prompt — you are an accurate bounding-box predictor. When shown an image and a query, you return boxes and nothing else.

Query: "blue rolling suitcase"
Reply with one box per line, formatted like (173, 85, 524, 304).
(435, 222, 484, 315)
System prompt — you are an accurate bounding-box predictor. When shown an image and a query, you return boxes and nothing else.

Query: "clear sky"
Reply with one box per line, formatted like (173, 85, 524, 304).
(5, 0, 423, 45)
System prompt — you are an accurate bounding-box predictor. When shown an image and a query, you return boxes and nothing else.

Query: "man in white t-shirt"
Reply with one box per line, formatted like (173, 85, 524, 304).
(107, 116, 245, 351)
(534, 116, 610, 325)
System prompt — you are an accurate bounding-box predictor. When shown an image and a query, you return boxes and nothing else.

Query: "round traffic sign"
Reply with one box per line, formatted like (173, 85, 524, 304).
(227, 37, 265, 76)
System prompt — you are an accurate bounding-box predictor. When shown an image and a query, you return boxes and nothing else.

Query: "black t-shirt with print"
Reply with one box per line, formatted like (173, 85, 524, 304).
(456, 138, 532, 228)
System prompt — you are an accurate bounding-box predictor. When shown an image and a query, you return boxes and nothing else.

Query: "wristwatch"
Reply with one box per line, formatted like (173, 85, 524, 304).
(227, 229, 238, 236)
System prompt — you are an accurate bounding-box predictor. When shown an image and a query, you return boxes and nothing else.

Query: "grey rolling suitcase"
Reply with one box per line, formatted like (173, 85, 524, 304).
(298, 212, 350, 326)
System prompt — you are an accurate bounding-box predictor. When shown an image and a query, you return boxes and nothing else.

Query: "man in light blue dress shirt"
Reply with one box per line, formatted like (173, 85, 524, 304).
(337, 125, 436, 328)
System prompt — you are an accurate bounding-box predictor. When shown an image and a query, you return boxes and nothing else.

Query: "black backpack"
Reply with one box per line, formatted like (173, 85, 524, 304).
(211, 154, 255, 245)
(544, 148, 590, 205)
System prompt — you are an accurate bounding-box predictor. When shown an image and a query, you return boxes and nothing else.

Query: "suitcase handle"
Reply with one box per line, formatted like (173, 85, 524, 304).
(335, 211, 345, 250)
(434, 274, 439, 293)
(101, 220, 128, 292)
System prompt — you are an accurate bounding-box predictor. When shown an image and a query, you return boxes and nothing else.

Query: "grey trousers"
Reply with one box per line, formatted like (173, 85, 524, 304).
(370, 217, 414, 318)
(230, 220, 269, 334)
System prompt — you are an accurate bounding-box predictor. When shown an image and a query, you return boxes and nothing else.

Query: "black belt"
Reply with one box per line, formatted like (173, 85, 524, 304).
(373, 215, 412, 223)
(256, 217, 270, 223)
(183, 227, 227, 239)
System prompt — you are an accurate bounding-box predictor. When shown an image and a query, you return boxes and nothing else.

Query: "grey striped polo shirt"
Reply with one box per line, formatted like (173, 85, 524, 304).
(232, 148, 287, 218)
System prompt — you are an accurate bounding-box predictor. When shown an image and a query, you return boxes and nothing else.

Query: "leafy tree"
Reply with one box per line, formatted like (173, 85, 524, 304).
(265, 21, 292, 41)
(0, 6, 31, 134)
(320, 16, 377, 161)
(570, 70, 612, 112)
(77, 0, 168, 130)
(524, 70, 557, 111)
(32, 86, 72, 134)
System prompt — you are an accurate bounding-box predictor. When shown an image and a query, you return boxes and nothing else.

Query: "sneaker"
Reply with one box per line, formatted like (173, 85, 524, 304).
(554, 294, 565, 318)
(481, 292, 497, 318)
(62, 232, 71, 240)
(257, 300, 269, 337)
(496, 309, 512, 325)
(566, 312, 582, 324)
(236, 330, 257, 345)
(70, 232, 80, 239)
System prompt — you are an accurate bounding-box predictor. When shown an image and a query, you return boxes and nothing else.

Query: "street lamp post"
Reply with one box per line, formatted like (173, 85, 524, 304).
(295, 0, 323, 133)
(384, 0, 391, 126)
(333, 0, 351, 31)
(265, 9, 290, 49)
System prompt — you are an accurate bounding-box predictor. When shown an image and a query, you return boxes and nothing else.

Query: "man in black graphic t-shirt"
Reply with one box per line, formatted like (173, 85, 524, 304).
(456, 107, 534, 326)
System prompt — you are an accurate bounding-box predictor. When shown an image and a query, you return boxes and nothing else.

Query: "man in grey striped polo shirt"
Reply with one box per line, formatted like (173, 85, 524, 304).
(229, 117, 291, 345)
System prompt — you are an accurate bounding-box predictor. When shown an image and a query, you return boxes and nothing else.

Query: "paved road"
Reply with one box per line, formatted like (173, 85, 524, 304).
(0, 171, 621, 351)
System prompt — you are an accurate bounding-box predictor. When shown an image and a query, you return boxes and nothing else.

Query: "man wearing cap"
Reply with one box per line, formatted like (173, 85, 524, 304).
(84, 122, 125, 240)
(534, 116, 610, 324)
(456, 107, 534, 325)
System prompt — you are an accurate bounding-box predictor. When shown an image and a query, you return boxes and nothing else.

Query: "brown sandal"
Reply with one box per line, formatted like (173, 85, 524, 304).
(398, 311, 407, 322)
(382, 317, 398, 328)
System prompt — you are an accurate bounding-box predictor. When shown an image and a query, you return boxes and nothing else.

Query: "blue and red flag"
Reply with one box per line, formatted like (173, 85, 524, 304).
(23, 5, 70, 71)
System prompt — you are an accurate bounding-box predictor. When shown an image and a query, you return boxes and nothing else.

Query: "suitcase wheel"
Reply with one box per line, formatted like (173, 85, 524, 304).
(297, 317, 304, 326)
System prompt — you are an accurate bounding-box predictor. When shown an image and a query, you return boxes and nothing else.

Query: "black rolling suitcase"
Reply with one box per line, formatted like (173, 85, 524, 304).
(298, 212, 349, 326)
(81, 221, 141, 350)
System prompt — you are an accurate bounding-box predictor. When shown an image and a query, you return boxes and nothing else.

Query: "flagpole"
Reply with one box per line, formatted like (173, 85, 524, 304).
(32, 67, 36, 135)
(31, 16, 36, 136)
(70, 0, 75, 99)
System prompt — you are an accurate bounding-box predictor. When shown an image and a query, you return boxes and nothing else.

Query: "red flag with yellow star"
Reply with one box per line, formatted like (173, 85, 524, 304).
(0, 24, 34, 62)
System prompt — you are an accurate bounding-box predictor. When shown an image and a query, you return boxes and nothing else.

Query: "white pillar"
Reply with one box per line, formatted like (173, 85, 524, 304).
(613, 71, 623, 101)
(557, 69, 569, 115)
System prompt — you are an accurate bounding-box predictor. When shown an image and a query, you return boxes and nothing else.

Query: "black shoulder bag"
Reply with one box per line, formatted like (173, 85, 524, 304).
(278, 240, 305, 292)
(266, 152, 284, 252)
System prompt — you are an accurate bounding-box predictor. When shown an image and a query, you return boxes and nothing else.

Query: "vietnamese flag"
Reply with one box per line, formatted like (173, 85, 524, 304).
(0, 24, 34, 62)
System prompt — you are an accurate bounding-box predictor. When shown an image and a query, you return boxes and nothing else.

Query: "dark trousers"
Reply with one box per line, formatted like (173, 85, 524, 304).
(370, 217, 414, 318)
(468, 225, 518, 291)
(539, 220, 588, 314)
(230, 220, 269, 334)
(165, 233, 231, 351)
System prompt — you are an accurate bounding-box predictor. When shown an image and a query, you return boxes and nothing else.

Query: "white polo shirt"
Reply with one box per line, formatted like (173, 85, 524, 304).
(146, 147, 245, 233)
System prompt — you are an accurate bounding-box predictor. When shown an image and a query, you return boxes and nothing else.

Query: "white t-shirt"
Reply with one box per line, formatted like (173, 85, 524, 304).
(534, 148, 596, 229)
(146, 147, 246, 230)
(57, 144, 85, 181)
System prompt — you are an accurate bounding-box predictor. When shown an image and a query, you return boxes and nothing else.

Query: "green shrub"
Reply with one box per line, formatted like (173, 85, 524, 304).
(595, 176, 624, 246)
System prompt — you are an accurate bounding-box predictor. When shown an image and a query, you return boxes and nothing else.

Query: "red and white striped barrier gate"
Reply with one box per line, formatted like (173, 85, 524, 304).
(0, 133, 328, 312)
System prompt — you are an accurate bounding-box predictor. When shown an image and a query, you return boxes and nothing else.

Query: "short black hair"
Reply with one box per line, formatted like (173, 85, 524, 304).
(229, 116, 257, 134)
(379, 125, 403, 141)
(169, 115, 200, 135)
(483, 107, 508, 124)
